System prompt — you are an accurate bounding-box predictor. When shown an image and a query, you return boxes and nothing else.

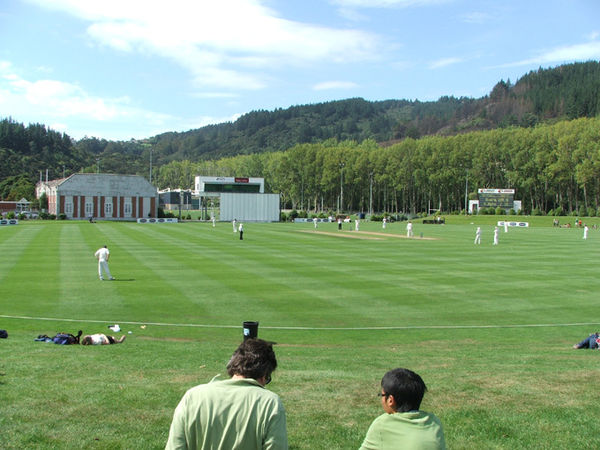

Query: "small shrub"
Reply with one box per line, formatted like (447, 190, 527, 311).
(532, 208, 543, 216)
(58, 213, 67, 220)
(289, 210, 298, 220)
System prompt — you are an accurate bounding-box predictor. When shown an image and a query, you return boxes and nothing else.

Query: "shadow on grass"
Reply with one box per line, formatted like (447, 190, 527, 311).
(112, 279, 135, 282)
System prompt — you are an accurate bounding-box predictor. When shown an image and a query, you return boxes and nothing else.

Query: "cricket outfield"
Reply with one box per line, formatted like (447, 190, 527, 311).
(1, 217, 599, 449)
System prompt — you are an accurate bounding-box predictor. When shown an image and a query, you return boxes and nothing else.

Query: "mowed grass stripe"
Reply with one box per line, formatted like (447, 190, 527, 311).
(0, 224, 43, 283)
(2, 223, 61, 315)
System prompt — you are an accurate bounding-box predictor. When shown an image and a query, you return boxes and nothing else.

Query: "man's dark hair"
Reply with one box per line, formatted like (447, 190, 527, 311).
(381, 368, 427, 412)
(226, 338, 277, 380)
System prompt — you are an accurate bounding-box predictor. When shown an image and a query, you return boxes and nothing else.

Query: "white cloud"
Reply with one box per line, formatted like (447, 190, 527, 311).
(25, 0, 380, 91)
(191, 92, 239, 99)
(460, 12, 492, 24)
(313, 81, 359, 90)
(429, 57, 463, 69)
(496, 40, 600, 68)
(0, 60, 174, 139)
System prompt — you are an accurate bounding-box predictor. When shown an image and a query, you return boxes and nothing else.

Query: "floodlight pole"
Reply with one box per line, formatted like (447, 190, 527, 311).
(369, 171, 373, 217)
(339, 162, 345, 213)
(464, 169, 469, 214)
(149, 148, 153, 184)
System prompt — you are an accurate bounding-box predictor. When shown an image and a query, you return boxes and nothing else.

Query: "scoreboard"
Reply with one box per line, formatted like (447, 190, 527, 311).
(478, 189, 515, 209)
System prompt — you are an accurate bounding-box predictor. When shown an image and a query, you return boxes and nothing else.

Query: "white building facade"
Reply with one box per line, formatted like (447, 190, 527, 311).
(36, 173, 158, 220)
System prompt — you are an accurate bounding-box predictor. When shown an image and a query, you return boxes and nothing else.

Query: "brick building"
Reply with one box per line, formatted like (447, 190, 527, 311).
(36, 173, 157, 220)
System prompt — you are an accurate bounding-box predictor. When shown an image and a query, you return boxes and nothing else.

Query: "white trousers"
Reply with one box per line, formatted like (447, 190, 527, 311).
(98, 261, 113, 280)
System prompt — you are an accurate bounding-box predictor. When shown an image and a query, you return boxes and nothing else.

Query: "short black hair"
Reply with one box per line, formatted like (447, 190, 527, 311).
(226, 338, 277, 380)
(381, 368, 427, 412)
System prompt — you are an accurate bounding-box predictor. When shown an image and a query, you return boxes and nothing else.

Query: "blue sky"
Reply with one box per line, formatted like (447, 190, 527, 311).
(1, 0, 599, 141)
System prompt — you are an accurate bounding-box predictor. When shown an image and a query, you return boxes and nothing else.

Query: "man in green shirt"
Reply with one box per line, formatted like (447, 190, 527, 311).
(360, 368, 446, 450)
(166, 338, 288, 450)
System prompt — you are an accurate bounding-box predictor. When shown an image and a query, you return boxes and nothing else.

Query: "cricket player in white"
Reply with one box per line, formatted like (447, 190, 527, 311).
(583, 224, 589, 240)
(95, 245, 114, 281)
(355, 218, 360, 231)
(493, 227, 499, 245)
(474, 227, 481, 244)
(406, 221, 413, 237)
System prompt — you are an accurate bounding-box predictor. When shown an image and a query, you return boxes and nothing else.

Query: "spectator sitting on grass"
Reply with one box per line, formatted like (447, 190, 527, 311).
(81, 333, 126, 345)
(166, 338, 287, 450)
(360, 368, 446, 450)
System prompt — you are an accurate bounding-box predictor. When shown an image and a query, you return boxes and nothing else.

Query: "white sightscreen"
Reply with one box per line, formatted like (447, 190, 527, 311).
(220, 193, 280, 222)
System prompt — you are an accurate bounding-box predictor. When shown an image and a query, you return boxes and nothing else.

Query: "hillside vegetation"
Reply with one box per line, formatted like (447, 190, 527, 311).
(1, 62, 599, 214)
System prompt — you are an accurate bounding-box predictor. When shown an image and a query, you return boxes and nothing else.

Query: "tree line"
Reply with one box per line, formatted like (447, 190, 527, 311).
(154, 117, 600, 216)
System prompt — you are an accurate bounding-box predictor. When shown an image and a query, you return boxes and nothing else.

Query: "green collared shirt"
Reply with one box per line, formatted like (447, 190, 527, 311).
(359, 410, 446, 450)
(166, 376, 288, 450)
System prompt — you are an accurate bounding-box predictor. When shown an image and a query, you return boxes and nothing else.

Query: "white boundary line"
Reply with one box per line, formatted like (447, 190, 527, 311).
(1, 314, 599, 331)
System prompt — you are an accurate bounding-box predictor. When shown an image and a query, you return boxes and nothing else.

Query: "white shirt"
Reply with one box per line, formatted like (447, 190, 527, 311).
(90, 333, 107, 345)
(95, 247, 109, 262)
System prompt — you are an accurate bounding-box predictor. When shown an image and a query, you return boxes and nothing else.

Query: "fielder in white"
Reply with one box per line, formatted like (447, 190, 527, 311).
(94, 245, 115, 281)
(406, 221, 413, 237)
(583, 224, 589, 240)
(232, 218, 237, 233)
(212, 216, 216, 227)
(313, 217, 318, 229)
(382, 217, 387, 229)
(474, 227, 481, 244)
(493, 227, 499, 245)
(355, 218, 360, 231)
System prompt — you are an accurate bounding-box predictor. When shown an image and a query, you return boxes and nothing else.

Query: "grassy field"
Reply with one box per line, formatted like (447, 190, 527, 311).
(1, 216, 600, 449)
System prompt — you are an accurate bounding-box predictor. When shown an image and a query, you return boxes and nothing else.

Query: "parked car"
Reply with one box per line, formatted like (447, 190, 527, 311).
(20, 211, 39, 219)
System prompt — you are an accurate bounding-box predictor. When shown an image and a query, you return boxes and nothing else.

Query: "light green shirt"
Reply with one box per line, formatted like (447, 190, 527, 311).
(166, 377, 288, 450)
(359, 410, 446, 450)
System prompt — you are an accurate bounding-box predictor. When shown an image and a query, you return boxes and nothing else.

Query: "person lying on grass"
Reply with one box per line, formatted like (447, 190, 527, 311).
(572, 332, 600, 349)
(360, 368, 446, 450)
(81, 333, 126, 345)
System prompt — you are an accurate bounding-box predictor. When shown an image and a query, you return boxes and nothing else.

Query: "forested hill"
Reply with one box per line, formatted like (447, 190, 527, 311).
(145, 61, 600, 160)
(0, 61, 599, 200)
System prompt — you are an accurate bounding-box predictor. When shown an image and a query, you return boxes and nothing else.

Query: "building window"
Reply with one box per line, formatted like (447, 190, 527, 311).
(105, 202, 112, 215)
(124, 202, 131, 216)
(65, 202, 73, 214)
(85, 202, 93, 216)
